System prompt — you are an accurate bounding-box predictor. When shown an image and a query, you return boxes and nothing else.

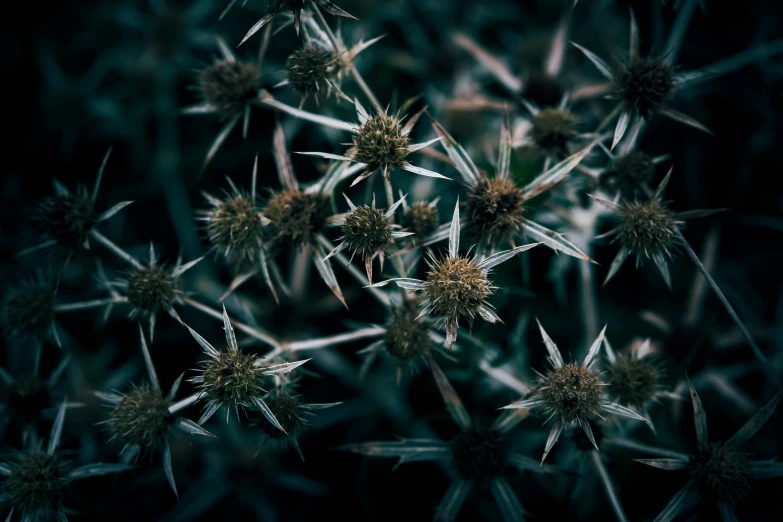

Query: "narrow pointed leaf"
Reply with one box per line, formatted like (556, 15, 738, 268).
(536, 318, 564, 368)
(571, 41, 613, 79)
(429, 117, 481, 186)
(634, 458, 689, 470)
(400, 162, 451, 180)
(69, 463, 133, 481)
(520, 139, 598, 201)
(430, 358, 472, 430)
(652, 484, 699, 522)
(477, 242, 541, 270)
(491, 477, 526, 522)
(434, 480, 474, 522)
(449, 200, 460, 258)
(727, 392, 781, 447)
(541, 423, 563, 465)
(583, 325, 608, 368)
(658, 106, 713, 135)
(687, 378, 709, 453)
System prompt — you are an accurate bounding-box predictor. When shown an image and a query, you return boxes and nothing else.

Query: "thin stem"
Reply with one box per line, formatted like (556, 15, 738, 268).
(603, 437, 691, 461)
(578, 252, 599, 350)
(54, 298, 126, 314)
(286, 327, 386, 352)
(349, 67, 383, 113)
(258, 96, 355, 132)
(591, 451, 629, 522)
(90, 230, 142, 269)
(169, 393, 199, 414)
(183, 297, 283, 351)
(289, 247, 311, 300)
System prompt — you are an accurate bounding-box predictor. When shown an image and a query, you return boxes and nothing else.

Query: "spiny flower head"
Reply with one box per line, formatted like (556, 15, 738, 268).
(342, 205, 393, 260)
(614, 58, 675, 117)
(126, 266, 177, 316)
(531, 108, 576, 156)
(285, 45, 339, 101)
(601, 151, 655, 196)
(617, 199, 677, 256)
(450, 428, 509, 480)
(353, 114, 410, 170)
(607, 350, 661, 410)
(383, 306, 432, 362)
(200, 60, 261, 116)
(689, 442, 753, 504)
(109, 384, 172, 451)
(36, 191, 94, 248)
(1, 281, 55, 343)
(4, 451, 68, 515)
(402, 201, 439, 239)
(205, 191, 265, 266)
(263, 190, 328, 248)
(465, 177, 525, 244)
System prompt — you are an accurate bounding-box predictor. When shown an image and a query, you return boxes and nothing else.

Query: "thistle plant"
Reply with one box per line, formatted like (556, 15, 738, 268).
(240, 0, 357, 45)
(1, 278, 57, 347)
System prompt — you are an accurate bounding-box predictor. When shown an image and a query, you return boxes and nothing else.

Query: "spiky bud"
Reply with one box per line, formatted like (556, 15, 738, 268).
(352, 115, 409, 170)
(5, 452, 68, 516)
(402, 202, 439, 239)
(37, 193, 94, 248)
(617, 200, 677, 256)
(540, 363, 602, 425)
(285, 46, 338, 98)
(689, 442, 753, 504)
(465, 178, 525, 244)
(522, 74, 564, 109)
(7, 376, 51, 423)
(264, 190, 328, 248)
(423, 257, 491, 324)
(601, 152, 655, 196)
(342, 205, 393, 259)
(110, 385, 173, 451)
(1, 283, 55, 342)
(607, 355, 660, 409)
(126, 267, 177, 315)
(613, 58, 674, 116)
(384, 307, 431, 361)
(200, 61, 261, 116)
(531, 108, 576, 156)
(201, 350, 260, 407)
(206, 194, 265, 265)
(257, 391, 305, 439)
(450, 428, 508, 480)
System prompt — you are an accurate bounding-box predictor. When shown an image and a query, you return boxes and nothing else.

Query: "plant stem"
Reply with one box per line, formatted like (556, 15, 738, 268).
(183, 297, 282, 351)
(591, 451, 629, 522)
(90, 230, 142, 269)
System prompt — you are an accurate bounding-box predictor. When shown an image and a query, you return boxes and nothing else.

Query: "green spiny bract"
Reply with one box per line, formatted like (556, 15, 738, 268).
(613, 58, 675, 117)
(522, 74, 565, 109)
(352, 115, 409, 171)
(200, 61, 261, 116)
(1, 282, 55, 342)
(5, 452, 69, 516)
(423, 256, 491, 326)
(384, 307, 431, 361)
(688, 442, 753, 504)
(7, 376, 51, 423)
(601, 152, 655, 196)
(126, 266, 177, 315)
(201, 350, 261, 407)
(607, 355, 660, 409)
(37, 193, 95, 248)
(531, 108, 577, 156)
(110, 385, 173, 451)
(206, 194, 265, 265)
(263, 190, 328, 248)
(257, 390, 305, 439)
(285, 45, 339, 99)
(572, 420, 605, 451)
(617, 200, 677, 256)
(540, 363, 603, 425)
(450, 428, 508, 480)
(402, 202, 439, 239)
(464, 177, 525, 244)
(341, 205, 393, 260)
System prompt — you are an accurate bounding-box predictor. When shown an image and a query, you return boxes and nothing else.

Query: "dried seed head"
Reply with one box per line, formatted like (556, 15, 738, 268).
(531, 108, 576, 156)
(264, 190, 328, 248)
(402, 202, 439, 239)
(689, 442, 753, 504)
(522, 74, 565, 109)
(541, 363, 602, 425)
(285, 46, 338, 98)
(450, 428, 508, 480)
(206, 194, 265, 265)
(200, 61, 261, 116)
(126, 267, 177, 315)
(6, 452, 68, 515)
(607, 355, 660, 409)
(618, 200, 677, 256)
(424, 256, 492, 324)
(614, 58, 675, 116)
(571, 420, 605, 451)
(601, 152, 655, 196)
(110, 385, 173, 451)
(37, 194, 95, 248)
(7, 376, 52, 424)
(352, 115, 409, 170)
(465, 178, 525, 244)
(384, 307, 431, 361)
(1, 283, 55, 342)
(201, 350, 260, 407)
(257, 391, 305, 439)
(341, 205, 393, 259)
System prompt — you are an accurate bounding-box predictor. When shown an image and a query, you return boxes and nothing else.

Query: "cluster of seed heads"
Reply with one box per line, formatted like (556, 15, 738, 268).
(263, 190, 328, 248)
(110, 385, 173, 451)
(531, 108, 577, 156)
(200, 61, 261, 116)
(285, 46, 339, 98)
(126, 266, 177, 315)
(2, 283, 55, 342)
(341, 205, 393, 259)
(465, 178, 525, 244)
(688, 442, 753, 504)
(207, 194, 265, 265)
(601, 151, 655, 196)
(614, 58, 675, 116)
(5, 452, 68, 515)
(383, 307, 431, 361)
(352, 115, 409, 170)
(540, 363, 602, 425)
(37, 193, 94, 248)
(423, 257, 492, 325)
(607, 355, 660, 409)
(450, 428, 508, 480)
(201, 350, 261, 406)
(402, 202, 439, 239)
(617, 200, 678, 255)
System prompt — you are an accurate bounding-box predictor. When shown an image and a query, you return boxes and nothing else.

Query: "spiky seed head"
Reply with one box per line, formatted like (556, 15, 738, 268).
(384, 307, 431, 361)
(689, 442, 753, 504)
(207, 195, 265, 265)
(465, 178, 525, 244)
(1, 283, 55, 342)
(257, 391, 304, 439)
(571, 420, 604, 451)
(540, 363, 602, 425)
(110, 385, 173, 451)
(402, 202, 439, 239)
(618, 200, 677, 256)
(614, 58, 675, 116)
(37, 193, 95, 248)
(201, 350, 260, 407)
(607, 354, 660, 409)
(450, 428, 508, 480)
(6, 452, 68, 515)
(531, 108, 576, 156)
(423, 256, 492, 324)
(352, 115, 409, 170)
(200, 61, 261, 116)
(341, 205, 393, 259)
(264, 190, 328, 248)
(601, 152, 655, 196)
(8, 376, 51, 423)
(285, 46, 338, 98)
(522, 74, 565, 109)
(126, 267, 177, 315)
